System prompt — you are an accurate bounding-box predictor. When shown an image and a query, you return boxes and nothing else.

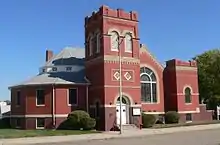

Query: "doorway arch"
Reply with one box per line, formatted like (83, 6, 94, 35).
(116, 95, 131, 125)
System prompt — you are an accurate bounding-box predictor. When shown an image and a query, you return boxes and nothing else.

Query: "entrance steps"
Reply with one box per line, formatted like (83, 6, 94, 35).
(121, 124, 139, 131)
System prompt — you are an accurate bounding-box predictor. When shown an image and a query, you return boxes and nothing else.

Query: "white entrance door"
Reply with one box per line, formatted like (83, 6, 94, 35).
(116, 104, 127, 125)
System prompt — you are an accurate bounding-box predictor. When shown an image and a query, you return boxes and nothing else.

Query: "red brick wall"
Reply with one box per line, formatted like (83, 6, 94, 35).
(140, 50, 164, 113)
(164, 59, 200, 112)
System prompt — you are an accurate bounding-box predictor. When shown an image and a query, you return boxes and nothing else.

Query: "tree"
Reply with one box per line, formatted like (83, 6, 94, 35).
(193, 49, 220, 109)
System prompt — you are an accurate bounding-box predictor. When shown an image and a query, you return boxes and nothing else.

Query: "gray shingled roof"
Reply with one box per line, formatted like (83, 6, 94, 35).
(45, 47, 85, 66)
(9, 47, 88, 89)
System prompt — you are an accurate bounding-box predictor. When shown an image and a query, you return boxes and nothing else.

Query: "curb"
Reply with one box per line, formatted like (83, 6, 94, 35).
(1, 124, 220, 145)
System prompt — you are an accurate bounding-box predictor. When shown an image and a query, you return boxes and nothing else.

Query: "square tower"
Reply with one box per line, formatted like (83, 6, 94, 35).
(84, 5, 141, 131)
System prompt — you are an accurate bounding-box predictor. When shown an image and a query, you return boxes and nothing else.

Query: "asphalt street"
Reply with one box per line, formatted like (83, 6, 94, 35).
(34, 129, 220, 145)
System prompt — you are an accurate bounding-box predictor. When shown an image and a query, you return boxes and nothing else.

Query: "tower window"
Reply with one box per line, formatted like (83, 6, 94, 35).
(110, 31, 119, 51)
(89, 36, 93, 56)
(96, 33, 101, 53)
(125, 33, 132, 52)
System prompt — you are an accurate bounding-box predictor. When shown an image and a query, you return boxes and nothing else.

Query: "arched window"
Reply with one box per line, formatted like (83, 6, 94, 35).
(89, 36, 93, 56)
(140, 67, 157, 103)
(110, 31, 119, 51)
(96, 33, 101, 53)
(125, 33, 132, 52)
(185, 87, 192, 103)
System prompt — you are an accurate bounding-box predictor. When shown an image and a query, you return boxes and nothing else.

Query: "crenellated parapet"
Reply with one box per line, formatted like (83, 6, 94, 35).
(85, 5, 138, 25)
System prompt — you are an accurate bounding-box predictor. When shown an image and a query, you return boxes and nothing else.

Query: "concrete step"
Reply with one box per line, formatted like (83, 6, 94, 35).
(121, 124, 139, 131)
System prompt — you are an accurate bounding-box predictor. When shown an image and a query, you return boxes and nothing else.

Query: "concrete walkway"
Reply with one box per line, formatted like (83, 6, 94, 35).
(1, 124, 220, 145)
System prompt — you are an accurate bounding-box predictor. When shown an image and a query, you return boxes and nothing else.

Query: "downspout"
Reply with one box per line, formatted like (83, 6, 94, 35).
(52, 84, 55, 128)
(86, 85, 89, 112)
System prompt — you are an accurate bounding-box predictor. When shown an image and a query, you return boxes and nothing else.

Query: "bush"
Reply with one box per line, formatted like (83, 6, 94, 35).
(58, 110, 96, 130)
(142, 113, 156, 128)
(0, 118, 11, 129)
(165, 111, 179, 124)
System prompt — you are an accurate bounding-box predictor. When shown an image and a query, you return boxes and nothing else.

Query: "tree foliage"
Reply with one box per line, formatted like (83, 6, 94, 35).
(193, 49, 220, 109)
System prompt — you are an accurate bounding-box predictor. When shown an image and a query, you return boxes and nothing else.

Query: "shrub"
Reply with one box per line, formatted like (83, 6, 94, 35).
(58, 110, 96, 130)
(165, 111, 179, 124)
(142, 113, 156, 128)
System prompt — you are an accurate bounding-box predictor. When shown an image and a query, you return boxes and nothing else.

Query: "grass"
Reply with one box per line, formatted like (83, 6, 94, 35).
(0, 129, 100, 139)
(152, 120, 220, 129)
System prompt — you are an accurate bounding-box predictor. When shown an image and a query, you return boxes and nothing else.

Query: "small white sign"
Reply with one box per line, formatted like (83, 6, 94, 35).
(133, 108, 141, 116)
(217, 106, 220, 115)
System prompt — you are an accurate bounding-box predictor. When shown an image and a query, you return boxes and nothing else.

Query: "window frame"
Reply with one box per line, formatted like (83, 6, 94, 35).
(89, 36, 93, 56)
(110, 31, 119, 51)
(124, 33, 132, 53)
(52, 67, 57, 72)
(68, 88, 78, 106)
(96, 33, 101, 53)
(16, 90, 21, 106)
(15, 118, 21, 128)
(140, 67, 158, 104)
(186, 113, 192, 122)
(36, 89, 45, 106)
(36, 118, 45, 129)
(66, 66, 72, 72)
(184, 87, 192, 104)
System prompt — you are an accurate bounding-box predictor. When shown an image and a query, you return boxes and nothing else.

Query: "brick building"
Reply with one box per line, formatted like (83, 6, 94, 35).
(9, 5, 212, 131)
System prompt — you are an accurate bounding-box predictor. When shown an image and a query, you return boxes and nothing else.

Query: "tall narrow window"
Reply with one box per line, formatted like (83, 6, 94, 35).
(68, 88, 77, 105)
(140, 67, 157, 103)
(96, 33, 101, 53)
(95, 102, 100, 118)
(36, 89, 45, 106)
(125, 33, 132, 52)
(89, 36, 93, 56)
(185, 87, 192, 103)
(16, 91, 21, 106)
(110, 31, 119, 51)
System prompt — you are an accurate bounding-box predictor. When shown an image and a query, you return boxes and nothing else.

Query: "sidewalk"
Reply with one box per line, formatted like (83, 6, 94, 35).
(1, 124, 220, 145)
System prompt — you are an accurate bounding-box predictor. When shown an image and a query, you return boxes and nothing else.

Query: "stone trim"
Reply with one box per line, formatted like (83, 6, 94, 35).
(89, 104, 142, 108)
(143, 112, 165, 114)
(89, 85, 140, 90)
(104, 55, 140, 64)
(103, 16, 139, 23)
(178, 108, 200, 114)
(171, 93, 199, 96)
(85, 55, 140, 66)
(175, 66, 197, 71)
(10, 114, 68, 118)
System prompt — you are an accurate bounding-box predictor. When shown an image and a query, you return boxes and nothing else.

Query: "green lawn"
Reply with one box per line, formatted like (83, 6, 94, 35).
(0, 129, 100, 139)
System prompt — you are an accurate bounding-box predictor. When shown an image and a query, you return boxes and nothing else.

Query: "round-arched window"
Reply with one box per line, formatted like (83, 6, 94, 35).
(140, 67, 157, 103)
(185, 87, 192, 103)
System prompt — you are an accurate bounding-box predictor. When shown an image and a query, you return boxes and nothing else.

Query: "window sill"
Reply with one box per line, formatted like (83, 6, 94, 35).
(186, 121, 192, 123)
(111, 49, 119, 52)
(36, 104, 45, 107)
(125, 51, 132, 53)
(141, 102, 159, 104)
(185, 103, 192, 105)
(36, 127, 45, 130)
(68, 104, 77, 107)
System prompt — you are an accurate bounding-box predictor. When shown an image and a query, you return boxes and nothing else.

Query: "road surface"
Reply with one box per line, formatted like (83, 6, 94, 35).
(35, 129, 220, 145)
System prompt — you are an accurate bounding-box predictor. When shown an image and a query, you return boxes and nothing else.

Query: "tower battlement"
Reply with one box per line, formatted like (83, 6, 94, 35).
(85, 5, 138, 24)
(166, 59, 197, 68)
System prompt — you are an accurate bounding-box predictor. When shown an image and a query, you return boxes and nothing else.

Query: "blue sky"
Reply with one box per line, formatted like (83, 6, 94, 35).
(0, 0, 220, 100)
